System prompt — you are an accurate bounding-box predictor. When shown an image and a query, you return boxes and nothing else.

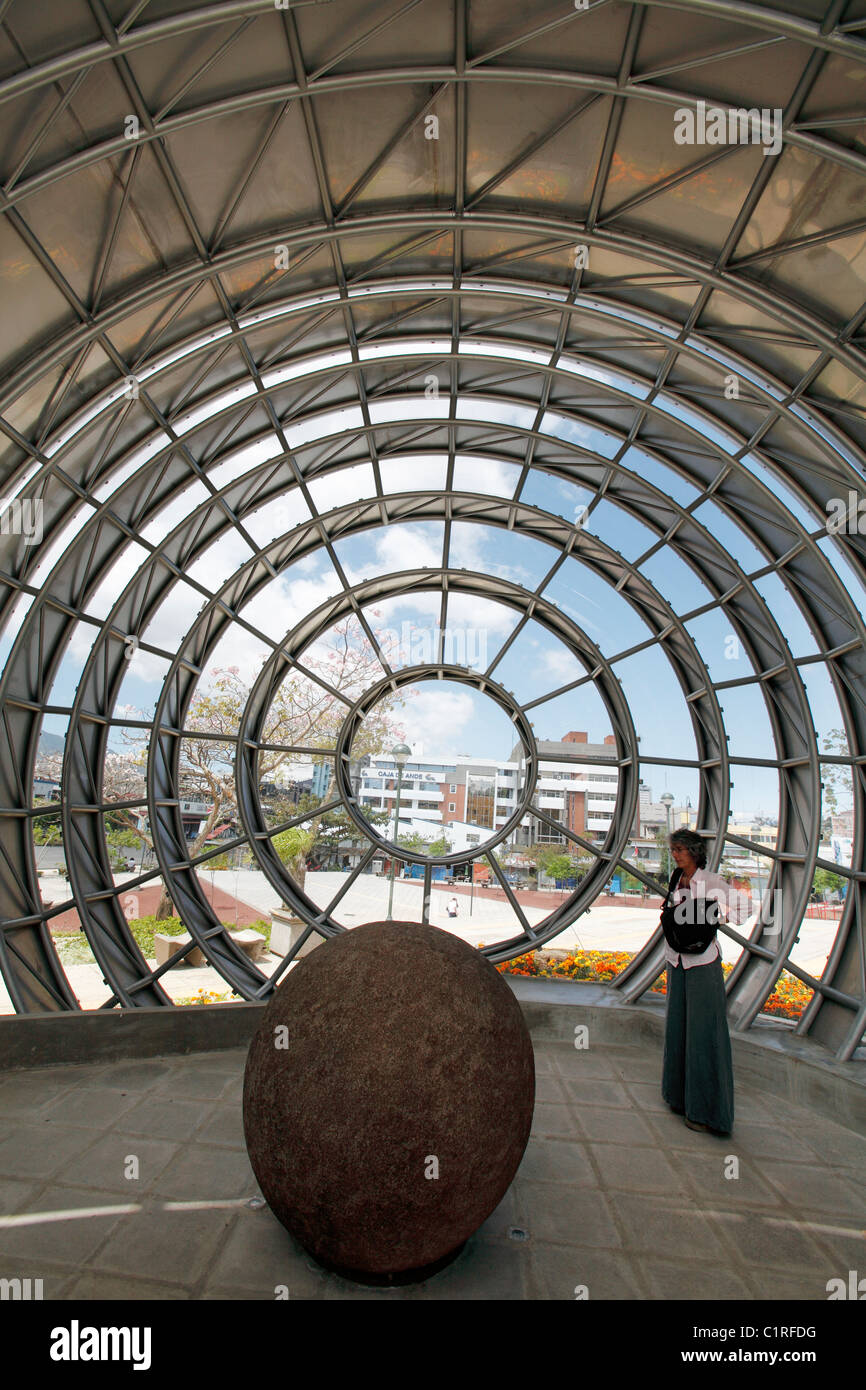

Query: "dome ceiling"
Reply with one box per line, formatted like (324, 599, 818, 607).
(0, 0, 864, 1058)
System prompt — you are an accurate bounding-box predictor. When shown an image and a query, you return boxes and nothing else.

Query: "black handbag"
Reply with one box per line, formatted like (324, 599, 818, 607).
(660, 868, 721, 955)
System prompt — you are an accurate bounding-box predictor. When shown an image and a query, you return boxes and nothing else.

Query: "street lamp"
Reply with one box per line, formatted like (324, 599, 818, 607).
(660, 792, 674, 881)
(386, 743, 412, 921)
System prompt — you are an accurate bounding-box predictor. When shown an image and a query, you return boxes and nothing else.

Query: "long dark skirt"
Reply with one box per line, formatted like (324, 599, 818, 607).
(662, 957, 734, 1134)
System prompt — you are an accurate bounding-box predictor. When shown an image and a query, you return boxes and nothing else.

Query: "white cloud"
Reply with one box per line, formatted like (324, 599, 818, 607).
(452, 456, 520, 498)
(445, 593, 518, 639)
(306, 463, 376, 515)
(137, 481, 212, 546)
(540, 646, 584, 680)
(243, 488, 312, 548)
(375, 524, 442, 572)
(379, 456, 446, 493)
(242, 566, 343, 645)
(184, 528, 256, 591)
(401, 685, 475, 759)
(113, 702, 146, 722)
(139, 582, 206, 660)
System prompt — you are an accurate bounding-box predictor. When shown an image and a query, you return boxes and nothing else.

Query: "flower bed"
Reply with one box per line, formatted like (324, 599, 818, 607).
(174, 988, 234, 1006)
(490, 948, 813, 1021)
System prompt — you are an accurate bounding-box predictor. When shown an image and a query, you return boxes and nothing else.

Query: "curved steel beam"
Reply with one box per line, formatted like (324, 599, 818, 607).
(2, 212, 865, 422)
(1, 391, 861, 1034)
(2, 60, 865, 222)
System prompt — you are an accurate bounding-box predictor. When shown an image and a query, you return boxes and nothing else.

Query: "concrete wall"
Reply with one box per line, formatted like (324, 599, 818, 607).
(512, 977, 866, 1134)
(1, 976, 863, 1134)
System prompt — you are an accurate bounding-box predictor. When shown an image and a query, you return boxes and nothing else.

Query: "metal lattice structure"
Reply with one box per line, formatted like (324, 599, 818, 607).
(0, 0, 864, 1058)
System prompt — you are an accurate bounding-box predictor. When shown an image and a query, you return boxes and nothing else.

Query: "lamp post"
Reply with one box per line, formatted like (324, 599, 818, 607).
(386, 743, 411, 921)
(660, 792, 674, 881)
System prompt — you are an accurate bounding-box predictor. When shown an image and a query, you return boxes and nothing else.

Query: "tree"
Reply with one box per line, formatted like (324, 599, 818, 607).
(542, 853, 574, 883)
(272, 824, 318, 905)
(32, 798, 63, 849)
(104, 823, 141, 870)
(619, 870, 643, 893)
(393, 830, 428, 854)
(99, 617, 405, 917)
(821, 729, 853, 819)
(304, 796, 390, 867)
(521, 843, 550, 874)
(812, 867, 843, 898)
(395, 829, 452, 857)
(423, 834, 452, 857)
(540, 846, 577, 878)
(517, 843, 593, 885)
(652, 827, 673, 884)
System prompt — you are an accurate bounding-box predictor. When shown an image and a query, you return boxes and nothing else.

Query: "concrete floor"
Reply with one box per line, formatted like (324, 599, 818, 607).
(0, 1040, 862, 1300)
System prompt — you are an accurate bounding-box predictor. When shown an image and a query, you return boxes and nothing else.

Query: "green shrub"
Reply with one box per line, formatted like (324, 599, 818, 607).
(52, 914, 272, 964)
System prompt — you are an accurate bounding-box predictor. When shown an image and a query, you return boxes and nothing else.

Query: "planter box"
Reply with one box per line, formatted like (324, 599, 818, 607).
(270, 908, 324, 960)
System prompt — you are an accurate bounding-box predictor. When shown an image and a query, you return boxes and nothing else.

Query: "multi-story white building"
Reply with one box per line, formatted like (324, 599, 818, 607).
(511, 731, 620, 846)
(358, 753, 520, 837)
(357, 731, 622, 849)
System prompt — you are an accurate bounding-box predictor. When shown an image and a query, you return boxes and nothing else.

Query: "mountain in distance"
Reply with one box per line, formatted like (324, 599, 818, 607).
(38, 730, 66, 755)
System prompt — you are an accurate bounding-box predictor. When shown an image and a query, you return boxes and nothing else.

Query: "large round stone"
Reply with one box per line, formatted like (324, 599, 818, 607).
(243, 921, 535, 1281)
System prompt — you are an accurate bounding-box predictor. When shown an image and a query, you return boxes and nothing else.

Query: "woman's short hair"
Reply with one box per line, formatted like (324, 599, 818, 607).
(668, 827, 707, 869)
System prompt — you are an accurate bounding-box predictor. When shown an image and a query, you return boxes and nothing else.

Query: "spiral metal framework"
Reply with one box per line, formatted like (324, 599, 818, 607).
(0, 0, 864, 1061)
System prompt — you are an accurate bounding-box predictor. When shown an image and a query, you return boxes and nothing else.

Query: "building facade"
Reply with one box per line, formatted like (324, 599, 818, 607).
(357, 753, 518, 837)
(357, 730, 622, 850)
(511, 731, 620, 847)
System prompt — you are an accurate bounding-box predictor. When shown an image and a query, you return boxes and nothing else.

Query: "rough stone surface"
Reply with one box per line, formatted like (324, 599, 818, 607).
(242, 921, 536, 1278)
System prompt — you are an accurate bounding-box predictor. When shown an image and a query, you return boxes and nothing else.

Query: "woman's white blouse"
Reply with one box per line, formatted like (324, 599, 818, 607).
(663, 869, 750, 970)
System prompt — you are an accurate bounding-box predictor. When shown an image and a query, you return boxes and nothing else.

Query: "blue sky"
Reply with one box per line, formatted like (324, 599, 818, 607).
(23, 500, 851, 822)
(5, 367, 856, 824)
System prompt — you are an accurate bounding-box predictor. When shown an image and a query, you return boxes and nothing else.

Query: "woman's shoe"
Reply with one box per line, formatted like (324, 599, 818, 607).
(684, 1117, 710, 1132)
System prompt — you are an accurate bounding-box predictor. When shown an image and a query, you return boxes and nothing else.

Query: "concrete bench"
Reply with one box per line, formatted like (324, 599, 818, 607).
(154, 932, 205, 968)
(229, 928, 267, 962)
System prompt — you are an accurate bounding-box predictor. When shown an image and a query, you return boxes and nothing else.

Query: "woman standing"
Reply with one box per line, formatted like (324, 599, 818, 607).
(660, 828, 748, 1136)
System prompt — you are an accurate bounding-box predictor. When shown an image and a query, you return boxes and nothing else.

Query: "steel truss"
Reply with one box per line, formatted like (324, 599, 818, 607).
(0, 0, 863, 1060)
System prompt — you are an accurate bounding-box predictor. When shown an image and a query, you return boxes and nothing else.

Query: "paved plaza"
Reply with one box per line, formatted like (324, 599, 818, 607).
(0, 1034, 862, 1301)
(9, 870, 836, 1015)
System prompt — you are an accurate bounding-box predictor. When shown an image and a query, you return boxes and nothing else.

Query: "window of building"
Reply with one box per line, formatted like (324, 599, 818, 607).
(538, 828, 566, 844)
(449, 784, 457, 794)
(466, 773, 495, 828)
(448, 802, 456, 812)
